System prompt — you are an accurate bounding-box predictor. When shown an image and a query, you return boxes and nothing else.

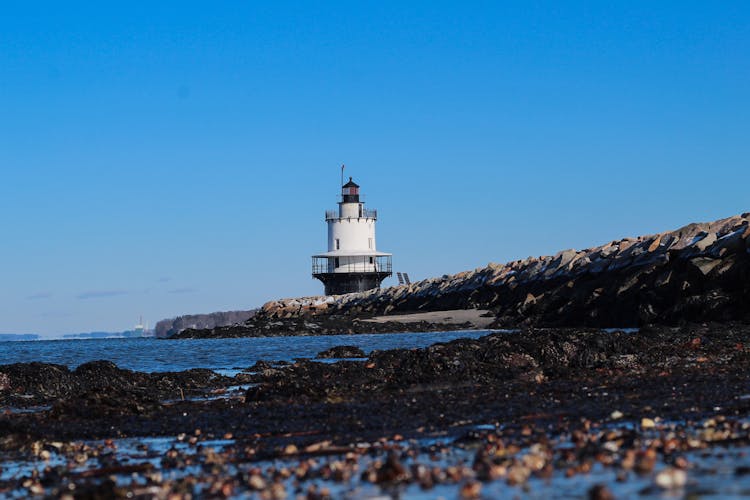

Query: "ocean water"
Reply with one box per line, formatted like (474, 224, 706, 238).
(0, 330, 496, 373)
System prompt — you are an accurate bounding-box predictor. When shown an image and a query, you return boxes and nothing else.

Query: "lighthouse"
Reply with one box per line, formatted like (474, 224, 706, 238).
(312, 176, 393, 295)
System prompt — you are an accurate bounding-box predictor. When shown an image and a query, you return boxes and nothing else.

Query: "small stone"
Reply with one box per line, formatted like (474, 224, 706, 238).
(611, 410, 624, 420)
(28, 482, 45, 495)
(248, 474, 266, 490)
(268, 481, 287, 499)
(506, 464, 531, 485)
(460, 481, 482, 499)
(641, 417, 656, 429)
(304, 441, 332, 453)
(635, 448, 657, 474)
(588, 484, 615, 500)
(654, 467, 687, 489)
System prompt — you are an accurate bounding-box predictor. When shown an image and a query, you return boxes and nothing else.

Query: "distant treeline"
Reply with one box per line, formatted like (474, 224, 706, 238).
(154, 310, 257, 338)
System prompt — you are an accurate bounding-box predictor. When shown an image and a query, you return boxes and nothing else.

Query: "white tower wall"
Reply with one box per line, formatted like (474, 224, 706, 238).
(339, 202, 362, 219)
(326, 202, 377, 272)
(328, 218, 376, 252)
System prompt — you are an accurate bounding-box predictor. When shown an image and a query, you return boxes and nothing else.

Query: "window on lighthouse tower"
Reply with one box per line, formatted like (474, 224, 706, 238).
(336, 239, 340, 250)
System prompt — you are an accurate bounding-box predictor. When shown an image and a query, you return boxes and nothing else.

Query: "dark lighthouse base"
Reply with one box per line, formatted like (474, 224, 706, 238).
(313, 272, 391, 296)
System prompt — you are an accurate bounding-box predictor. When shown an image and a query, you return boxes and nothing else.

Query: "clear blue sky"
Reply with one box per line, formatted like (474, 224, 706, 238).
(1, 2, 747, 336)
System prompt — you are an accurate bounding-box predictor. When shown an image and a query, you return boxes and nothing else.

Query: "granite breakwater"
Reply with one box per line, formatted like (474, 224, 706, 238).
(178, 213, 750, 339)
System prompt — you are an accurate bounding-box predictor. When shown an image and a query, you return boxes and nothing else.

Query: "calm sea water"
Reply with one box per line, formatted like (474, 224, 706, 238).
(0, 330, 494, 373)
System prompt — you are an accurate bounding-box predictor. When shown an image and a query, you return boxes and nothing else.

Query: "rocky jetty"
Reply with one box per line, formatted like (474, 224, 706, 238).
(267, 213, 750, 325)
(177, 213, 750, 339)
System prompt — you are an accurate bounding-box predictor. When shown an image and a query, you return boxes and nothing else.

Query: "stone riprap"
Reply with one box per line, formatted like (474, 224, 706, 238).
(259, 213, 750, 328)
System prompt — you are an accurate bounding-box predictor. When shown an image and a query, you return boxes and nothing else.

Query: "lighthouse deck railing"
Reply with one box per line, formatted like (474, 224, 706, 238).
(312, 255, 392, 275)
(325, 208, 377, 221)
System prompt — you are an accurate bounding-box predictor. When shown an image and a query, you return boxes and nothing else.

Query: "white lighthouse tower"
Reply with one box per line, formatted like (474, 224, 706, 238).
(312, 176, 392, 295)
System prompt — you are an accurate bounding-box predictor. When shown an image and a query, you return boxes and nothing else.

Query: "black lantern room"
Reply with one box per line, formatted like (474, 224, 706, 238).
(341, 177, 360, 203)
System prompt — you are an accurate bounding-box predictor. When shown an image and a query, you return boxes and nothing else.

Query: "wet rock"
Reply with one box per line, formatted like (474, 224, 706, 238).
(373, 452, 409, 484)
(49, 386, 162, 419)
(588, 484, 615, 500)
(242, 323, 750, 410)
(315, 346, 366, 359)
(459, 480, 482, 499)
(247, 360, 275, 371)
(0, 361, 232, 409)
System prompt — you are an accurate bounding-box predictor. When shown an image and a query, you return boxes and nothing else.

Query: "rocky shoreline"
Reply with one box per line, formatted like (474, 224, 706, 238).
(3, 323, 750, 496)
(175, 213, 750, 340)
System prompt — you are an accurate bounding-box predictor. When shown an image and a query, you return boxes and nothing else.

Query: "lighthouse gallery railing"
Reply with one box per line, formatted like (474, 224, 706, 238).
(312, 255, 392, 275)
(325, 208, 377, 221)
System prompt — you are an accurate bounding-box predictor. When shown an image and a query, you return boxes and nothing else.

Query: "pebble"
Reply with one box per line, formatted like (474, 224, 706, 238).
(588, 484, 615, 500)
(460, 480, 482, 499)
(641, 417, 656, 429)
(654, 467, 687, 489)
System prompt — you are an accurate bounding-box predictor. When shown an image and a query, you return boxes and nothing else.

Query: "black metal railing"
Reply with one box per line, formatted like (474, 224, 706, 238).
(325, 208, 377, 221)
(312, 255, 392, 275)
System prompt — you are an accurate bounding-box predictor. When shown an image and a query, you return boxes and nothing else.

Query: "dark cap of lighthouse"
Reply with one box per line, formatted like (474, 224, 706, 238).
(341, 177, 360, 203)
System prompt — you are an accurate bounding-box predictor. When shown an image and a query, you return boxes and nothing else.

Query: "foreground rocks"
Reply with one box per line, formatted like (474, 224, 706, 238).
(244, 322, 750, 407)
(3, 323, 750, 497)
(2, 323, 750, 440)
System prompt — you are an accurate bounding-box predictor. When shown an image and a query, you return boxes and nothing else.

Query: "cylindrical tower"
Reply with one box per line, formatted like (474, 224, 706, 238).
(312, 177, 392, 295)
